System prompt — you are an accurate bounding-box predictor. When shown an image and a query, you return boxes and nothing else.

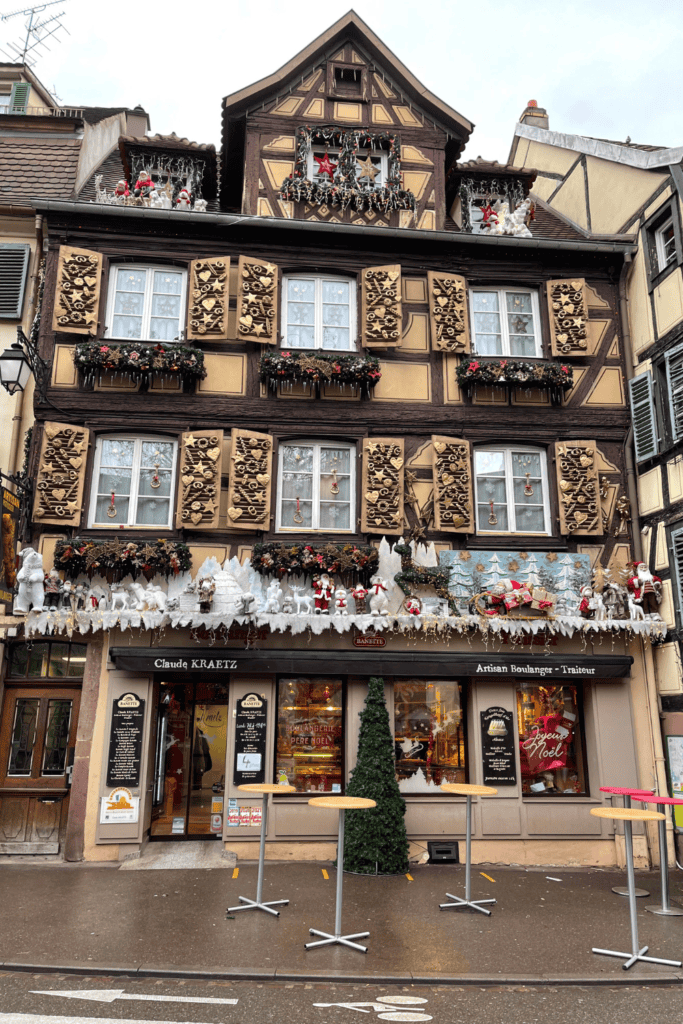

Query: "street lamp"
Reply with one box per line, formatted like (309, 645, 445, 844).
(0, 326, 49, 398)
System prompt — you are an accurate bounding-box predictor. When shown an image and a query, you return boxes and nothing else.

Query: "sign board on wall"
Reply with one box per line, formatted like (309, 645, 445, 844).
(106, 692, 145, 789)
(480, 706, 517, 786)
(0, 487, 20, 605)
(233, 693, 267, 786)
(100, 787, 140, 824)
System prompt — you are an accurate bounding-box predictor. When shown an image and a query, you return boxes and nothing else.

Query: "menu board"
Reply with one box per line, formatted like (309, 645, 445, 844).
(480, 706, 517, 786)
(233, 692, 267, 785)
(106, 692, 145, 788)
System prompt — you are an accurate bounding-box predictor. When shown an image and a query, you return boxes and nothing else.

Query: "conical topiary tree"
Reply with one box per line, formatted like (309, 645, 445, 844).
(343, 677, 409, 875)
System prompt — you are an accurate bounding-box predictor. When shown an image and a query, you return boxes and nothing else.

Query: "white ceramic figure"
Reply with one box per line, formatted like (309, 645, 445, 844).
(627, 592, 645, 621)
(334, 587, 349, 615)
(159, 189, 173, 210)
(110, 582, 130, 613)
(263, 579, 282, 613)
(176, 188, 192, 210)
(14, 548, 45, 614)
(193, 198, 208, 212)
(291, 585, 314, 615)
(74, 583, 88, 611)
(145, 583, 167, 612)
(368, 575, 390, 616)
(507, 197, 533, 237)
(592, 590, 606, 621)
(236, 592, 257, 615)
(603, 582, 627, 619)
(127, 580, 147, 611)
(166, 595, 179, 611)
(149, 188, 164, 209)
(281, 591, 295, 614)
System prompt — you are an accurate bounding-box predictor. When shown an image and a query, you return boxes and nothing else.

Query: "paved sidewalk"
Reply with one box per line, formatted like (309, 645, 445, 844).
(1, 861, 683, 984)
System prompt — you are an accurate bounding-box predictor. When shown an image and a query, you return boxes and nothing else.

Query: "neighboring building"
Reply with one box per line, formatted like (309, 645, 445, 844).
(0, 14, 664, 868)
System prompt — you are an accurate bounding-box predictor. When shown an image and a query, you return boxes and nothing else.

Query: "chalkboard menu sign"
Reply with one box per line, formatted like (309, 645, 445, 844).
(233, 693, 267, 786)
(106, 692, 145, 789)
(480, 706, 517, 786)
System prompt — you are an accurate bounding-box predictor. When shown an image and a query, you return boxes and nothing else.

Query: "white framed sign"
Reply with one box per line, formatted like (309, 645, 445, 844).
(100, 787, 140, 824)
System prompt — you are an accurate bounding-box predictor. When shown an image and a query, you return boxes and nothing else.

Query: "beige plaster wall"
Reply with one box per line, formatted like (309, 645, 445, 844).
(654, 642, 683, 695)
(654, 268, 683, 337)
(372, 361, 431, 402)
(627, 246, 655, 357)
(522, 140, 579, 176)
(83, 639, 120, 861)
(637, 465, 663, 514)
(586, 157, 667, 235)
(550, 163, 589, 231)
(643, 186, 673, 223)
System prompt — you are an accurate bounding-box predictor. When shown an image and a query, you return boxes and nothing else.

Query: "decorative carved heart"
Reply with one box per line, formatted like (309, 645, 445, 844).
(69, 457, 83, 470)
(202, 299, 216, 311)
(199, 270, 212, 282)
(571, 280, 582, 291)
(365, 491, 379, 503)
(45, 426, 59, 440)
(259, 276, 272, 288)
(374, 305, 386, 319)
(228, 507, 243, 520)
(580, 455, 593, 468)
(441, 474, 454, 486)
(52, 488, 66, 501)
(206, 447, 220, 462)
(436, 296, 448, 307)
(574, 512, 587, 525)
(191, 512, 203, 525)
(559, 479, 570, 491)
(390, 458, 404, 470)
(239, 315, 253, 328)
(388, 271, 399, 282)
(257, 474, 270, 486)
(434, 441, 446, 454)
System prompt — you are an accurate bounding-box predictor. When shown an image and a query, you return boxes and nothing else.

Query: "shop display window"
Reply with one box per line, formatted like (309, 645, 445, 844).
(8, 642, 88, 678)
(394, 679, 466, 793)
(275, 677, 343, 793)
(516, 683, 588, 795)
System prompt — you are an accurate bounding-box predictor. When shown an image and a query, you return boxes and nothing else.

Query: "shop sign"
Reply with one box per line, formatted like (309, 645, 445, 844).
(233, 692, 267, 786)
(353, 635, 386, 648)
(0, 487, 20, 605)
(475, 660, 598, 677)
(100, 786, 139, 824)
(106, 692, 145, 789)
(480, 707, 517, 786)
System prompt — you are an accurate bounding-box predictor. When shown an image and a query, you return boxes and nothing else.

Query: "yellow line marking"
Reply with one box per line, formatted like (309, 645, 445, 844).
(322, 868, 329, 880)
(232, 867, 239, 879)
(480, 872, 495, 883)
(405, 874, 414, 881)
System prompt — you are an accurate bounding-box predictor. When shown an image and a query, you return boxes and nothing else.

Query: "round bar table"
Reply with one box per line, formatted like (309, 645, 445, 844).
(633, 794, 683, 916)
(439, 783, 498, 916)
(227, 783, 296, 917)
(600, 787, 654, 897)
(305, 796, 376, 953)
(590, 807, 681, 970)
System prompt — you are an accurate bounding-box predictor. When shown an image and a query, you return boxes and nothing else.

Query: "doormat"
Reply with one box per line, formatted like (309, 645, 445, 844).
(119, 841, 237, 871)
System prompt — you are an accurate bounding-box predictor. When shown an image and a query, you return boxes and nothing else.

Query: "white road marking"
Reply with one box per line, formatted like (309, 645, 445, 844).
(30, 989, 239, 1005)
(314, 996, 432, 1021)
(377, 1014, 431, 1022)
(2, 1016, 211, 1024)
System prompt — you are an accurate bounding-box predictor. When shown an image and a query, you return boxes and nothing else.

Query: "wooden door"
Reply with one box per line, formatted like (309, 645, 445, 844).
(0, 687, 80, 854)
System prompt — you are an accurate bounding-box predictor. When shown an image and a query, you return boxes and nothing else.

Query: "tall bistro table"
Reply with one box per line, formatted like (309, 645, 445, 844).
(439, 782, 498, 916)
(634, 794, 683, 917)
(590, 806, 682, 970)
(305, 795, 376, 953)
(227, 783, 296, 917)
(600, 786, 654, 897)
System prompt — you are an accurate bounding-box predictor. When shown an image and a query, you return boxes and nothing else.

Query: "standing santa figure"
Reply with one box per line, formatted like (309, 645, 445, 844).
(313, 573, 334, 614)
(626, 561, 662, 614)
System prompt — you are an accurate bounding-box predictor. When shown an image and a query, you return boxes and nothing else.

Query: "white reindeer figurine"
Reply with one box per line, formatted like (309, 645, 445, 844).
(110, 582, 129, 612)
(627, 592, 645, 621)
(291, 585, 314, 615)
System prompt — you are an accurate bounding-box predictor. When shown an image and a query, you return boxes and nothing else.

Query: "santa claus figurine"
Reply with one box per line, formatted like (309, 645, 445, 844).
(351, 584, 368, 614)
(626, 561, 662, 612)
(133, 170, 154, 198)
(114, 179, 130, 199)
(313, 573, 334, 614)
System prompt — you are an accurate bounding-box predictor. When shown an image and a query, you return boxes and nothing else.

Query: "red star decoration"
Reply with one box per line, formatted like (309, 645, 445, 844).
(314, 152, 337, 180)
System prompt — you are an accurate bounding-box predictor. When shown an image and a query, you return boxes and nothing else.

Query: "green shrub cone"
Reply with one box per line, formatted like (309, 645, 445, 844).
(343, 677, 409, 875)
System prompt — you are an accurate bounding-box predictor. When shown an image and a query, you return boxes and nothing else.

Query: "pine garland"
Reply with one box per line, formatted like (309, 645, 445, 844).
(259, 350, 381, 394)
(456, 357, 573, 405)
(74, 341, 206, 386)
(54, 537, 192, 581)
(252, 542, 378, 584)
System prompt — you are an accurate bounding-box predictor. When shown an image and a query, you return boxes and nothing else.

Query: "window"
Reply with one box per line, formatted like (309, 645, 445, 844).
(106, 265, 187, 342)
(89, 435, 177, 528)
(8, 642, 87, 678)
(0, 243, 31, 319)
(277, 442, 355, 532)
(394, 680, 466, 793)
(306, 148, 387, 188)
(645, 202, 682, 288)
(470, 288, 541, 357)
(282, 275, 356, 351)
(474, 446, 550, 534)
(334, 66, 362, 95)
(655, 217, 676, 272)
(517, 683, 588, 795)
(275, 678, 344, 793)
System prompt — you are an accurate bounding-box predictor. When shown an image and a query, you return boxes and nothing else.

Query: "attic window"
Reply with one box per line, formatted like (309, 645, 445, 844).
(334, 66, 362, 95)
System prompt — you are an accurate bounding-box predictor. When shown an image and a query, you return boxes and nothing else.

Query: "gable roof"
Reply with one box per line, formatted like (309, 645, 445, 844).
(513, 121, 683, 171)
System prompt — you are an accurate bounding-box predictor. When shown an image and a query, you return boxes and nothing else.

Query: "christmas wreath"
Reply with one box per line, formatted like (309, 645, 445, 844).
(456, 358, 573, 404)
(54, 537, 192, 581)
(74, 341, 207, 387)
(252, 542, 379, 584)
(259, 350, 381, 394)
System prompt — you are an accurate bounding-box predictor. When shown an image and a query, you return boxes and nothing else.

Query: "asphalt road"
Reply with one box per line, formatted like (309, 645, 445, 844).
(0, 972, 683, 1024)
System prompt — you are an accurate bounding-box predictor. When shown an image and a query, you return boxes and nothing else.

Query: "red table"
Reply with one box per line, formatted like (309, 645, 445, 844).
(600, 787, 654, 897)
(634, 795, 683, 916)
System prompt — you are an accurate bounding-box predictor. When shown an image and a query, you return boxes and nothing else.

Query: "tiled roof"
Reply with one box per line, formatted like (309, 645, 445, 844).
(530, 204, 586, 241)
(78, 105, 148, 125)
(78, 148, 125, 201)
(0, 137, 80, 203)
(120, 132, 215, 152)
(454, 157, 536, 178)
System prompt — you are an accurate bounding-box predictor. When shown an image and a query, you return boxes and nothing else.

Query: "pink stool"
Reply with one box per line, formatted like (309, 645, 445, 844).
(600, 787, 654, 897)
(634, 795, 683, 917)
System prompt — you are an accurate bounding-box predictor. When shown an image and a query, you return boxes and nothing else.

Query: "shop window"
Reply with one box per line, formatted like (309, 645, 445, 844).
(470, 288, 541, 357)
(105, 265, 187, 342)
(88, 435, 177, 528)
(275, 678, 344, 793)
(8, 642, 87, 678)
(516, 683, 588, 795)
(277, 441, 355, 532)
(394, 679, 466, 793)
(282, 274, 357, 351)
(474, 445, 551, 534)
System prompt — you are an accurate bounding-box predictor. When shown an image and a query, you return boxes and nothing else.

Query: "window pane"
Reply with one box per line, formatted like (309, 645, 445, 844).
(8, 646, 29, 678)
(506, 292, 533, 315)
(322, 327, 350, 350)
(141, 441, 174, 468)
(282, 446, 313, 473)
(153, 271, 183, 295)
(48, 643, 69, 677)
(319, 502, 350, 529)
(286, 325, 315, 348)
(150, 318, 181, 342)
(275, 678, 343, 793)
(477, 502, 509, 531)
(117, 269, 146, 292)
(321, 449, 350, 473)
(95, 495, 130, 522)
(288, 279, 316, 302)
(512, 477, 542, 503)
(114, 291, 144, 317)
(475, 450, 505, 476)
(517, 684, 587, 795)
(67, 645, 88, 676)
(138, 468, 172, 498)
(514, 505, 545, 531)
(27, 644, 49, 677)
(41, 699, 73, 776)
(322, 303, 350, 328)
(394, 680, 466, 793)
(112, 315, 143, 339)
(287, 301, 315, 326)
(512, 452, 541, 476)
(8, 698, 39, 775)
(97, 467, 132, 496)
(281, 499, 312, 528)
(472, 292, 499, 313)
(136, 496, 171, 526)
(322, 281, 349, 304)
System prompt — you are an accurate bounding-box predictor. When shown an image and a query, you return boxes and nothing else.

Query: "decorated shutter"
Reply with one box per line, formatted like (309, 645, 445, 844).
(235, 256, 278, 344)
(186, 257, 229, 341)
(555, 440, 602, 536)
(628, 372, 658, 462)
(361, 265, 402, 347)
(547, 278, 589, 356)
(427, 273, 471, 353)
(226, 428, 273, 530)
(431, 436, 474, 533)
(33, 422, 90, 526)
(175, 430, 223, 530)
(52, 246, 103, 335)
(666, 347, 683, 441)
(360, 437, 404, 534)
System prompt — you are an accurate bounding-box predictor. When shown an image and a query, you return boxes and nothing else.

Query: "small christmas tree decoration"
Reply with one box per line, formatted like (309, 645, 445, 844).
(343, 677, 409, 875)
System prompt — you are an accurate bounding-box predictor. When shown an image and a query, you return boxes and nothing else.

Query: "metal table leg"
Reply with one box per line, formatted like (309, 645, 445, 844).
(228, 793, 290, 916)
(647, 802, 683, 916)
(440, 795, 496, 916)
(306, 808, 370, 952)
(612, 795, 649, 898)
(593, 817, 681, 970)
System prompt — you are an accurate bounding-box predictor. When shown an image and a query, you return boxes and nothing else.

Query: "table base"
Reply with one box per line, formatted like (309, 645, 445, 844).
(440, 892, 496, 916)
(227, 895, 290, 917)
(592, 945, 682, 970)
(612, 885, 649, 897)
(646, 903, 683, 916)
(306, 928, 370, 953)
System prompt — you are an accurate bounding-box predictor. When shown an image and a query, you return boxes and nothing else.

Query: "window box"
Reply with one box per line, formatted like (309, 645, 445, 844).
(252, 541, 378, 584)
(53, 536, 191, 582)
(74, 340, 206, 388)
(456, 357, 573, 405)
(260, 350, 380, 394)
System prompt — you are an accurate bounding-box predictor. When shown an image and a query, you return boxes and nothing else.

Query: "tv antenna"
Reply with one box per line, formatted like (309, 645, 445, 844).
(0, 1, 70, 67)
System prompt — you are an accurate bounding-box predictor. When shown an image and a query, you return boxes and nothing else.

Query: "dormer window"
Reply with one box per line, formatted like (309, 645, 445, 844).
(334, 66, 362, 95)
(306, 147, 387, 188)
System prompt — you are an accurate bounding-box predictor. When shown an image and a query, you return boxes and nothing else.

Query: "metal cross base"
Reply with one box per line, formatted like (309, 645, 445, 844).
(228, 895, 289, 917)
(440, 892, 496, 916)
(613, 884, 649, 897)
(592, 945, 682, 971)
(306, 928, 370, 953)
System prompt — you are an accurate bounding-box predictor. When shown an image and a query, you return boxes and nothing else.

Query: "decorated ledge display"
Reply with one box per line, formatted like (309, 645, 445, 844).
(93, 171, 209, 213)
(252, 542, 379, 585)
(74, 341, 206, 387)
(456, 358, 573, 404)
(456, 176, 529, 234)
(259, 351, 381, 395)
(54, 537, 192, 582)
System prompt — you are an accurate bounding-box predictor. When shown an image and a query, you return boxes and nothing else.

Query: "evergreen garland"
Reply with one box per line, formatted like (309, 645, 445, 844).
(456, 357, 573, 405)
(259, 350, 381, 394)
(343, 677, 409, 875)
(74, 341, 206, 386)
(54, 537, 192, 581)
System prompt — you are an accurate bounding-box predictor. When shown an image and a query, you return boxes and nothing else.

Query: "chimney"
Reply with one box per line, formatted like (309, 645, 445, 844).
(519, 99, 548, 130)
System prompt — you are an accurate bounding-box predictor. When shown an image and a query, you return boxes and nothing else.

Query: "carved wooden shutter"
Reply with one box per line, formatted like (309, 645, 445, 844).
(186, 258, 229, 341)
(360, 437, 404, 534)
(427, 273, 471, 353)
(431, 436, 474, 533)
(555, 440, 602, 535)
(226, 428, 273, 530)
(547, 279, 589, 356)
(235, 256, 278, 344)
(175, 430, 223, 531)
(52, 246, 103, 335)
(33, 422, 90, 526)
(362, 265, 402, 347)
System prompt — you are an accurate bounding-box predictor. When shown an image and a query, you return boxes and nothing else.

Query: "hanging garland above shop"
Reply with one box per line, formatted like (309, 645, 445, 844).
(74, 341, 207, 387)
(456, 176, 528, 233)
(252, 542, 379, 584)
(259, 350, 381, 394)
(54, 537, 192, 582)
(456, 358, 574, 404)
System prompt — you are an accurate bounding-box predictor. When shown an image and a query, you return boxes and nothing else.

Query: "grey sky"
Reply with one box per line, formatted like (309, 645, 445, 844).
(6, 0, 683, 161)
